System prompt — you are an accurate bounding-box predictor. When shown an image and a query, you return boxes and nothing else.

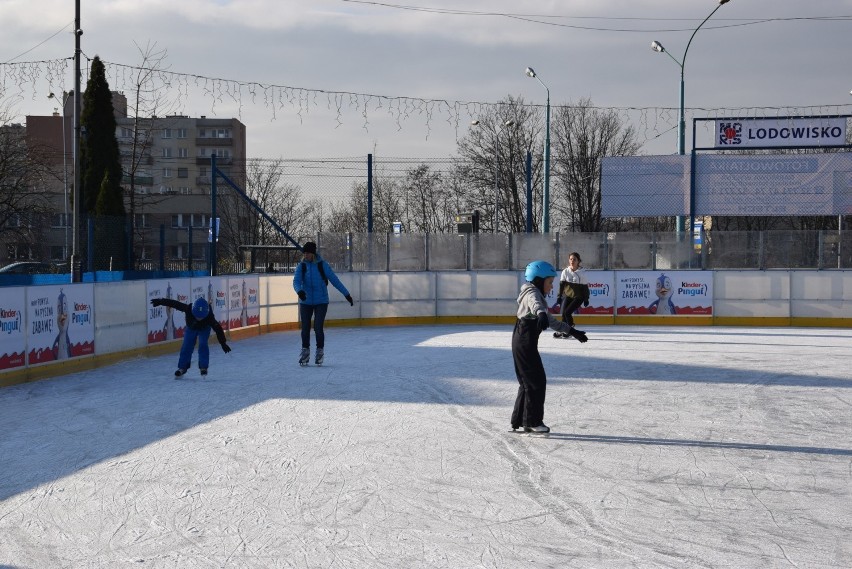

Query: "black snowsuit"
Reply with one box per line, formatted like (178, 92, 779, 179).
(511, 283, 573, 429)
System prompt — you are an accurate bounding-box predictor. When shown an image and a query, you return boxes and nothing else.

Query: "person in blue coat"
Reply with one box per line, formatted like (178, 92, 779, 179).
(292, 241, 353, 366)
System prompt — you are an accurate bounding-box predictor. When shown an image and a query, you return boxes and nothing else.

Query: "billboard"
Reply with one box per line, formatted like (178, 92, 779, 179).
(26, 284, 95, 365)
(616, 271, 712, 316)
(147, 279, 191, 344)
(715, 117, 847, 148)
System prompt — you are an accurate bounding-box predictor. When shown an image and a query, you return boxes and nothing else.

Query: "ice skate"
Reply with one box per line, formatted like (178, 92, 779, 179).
(299, 347, 310, 366)
(553, 331, 568, 339)
(568, 328, 588, 343)
(524, 424, 550, 434)
(174, 368, 187, 378)
(200, 368, 208, 376)
(315, 348, 324, 366)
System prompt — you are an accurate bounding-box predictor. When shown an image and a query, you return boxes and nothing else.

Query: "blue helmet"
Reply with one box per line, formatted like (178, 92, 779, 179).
(192, 297, 210, 320)
(524, 260, 557, 282)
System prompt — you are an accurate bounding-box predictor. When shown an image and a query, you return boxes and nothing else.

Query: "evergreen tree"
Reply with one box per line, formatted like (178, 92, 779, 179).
(80, 56, 123, 216)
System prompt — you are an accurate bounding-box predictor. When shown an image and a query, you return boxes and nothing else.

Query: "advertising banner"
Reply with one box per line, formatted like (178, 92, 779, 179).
(147, 279, 191, 344)
(227, 277, 260, 330)
(26, 284, 95, 365)
(601, 155, 689, 217)
(0, 287, 26, 370)
(715, 117, 847, 148)
(191, 276, 229, 329)
(616, 271, 712, 315)
(695, 152, 852, 216)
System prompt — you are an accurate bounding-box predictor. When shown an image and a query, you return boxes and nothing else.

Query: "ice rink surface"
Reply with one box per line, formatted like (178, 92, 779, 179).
(1, 325, 851, 568)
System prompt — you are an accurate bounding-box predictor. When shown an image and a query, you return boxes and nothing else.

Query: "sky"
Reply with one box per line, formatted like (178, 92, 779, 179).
(1, 0, 851, 160)
(1, 324, 851, 566)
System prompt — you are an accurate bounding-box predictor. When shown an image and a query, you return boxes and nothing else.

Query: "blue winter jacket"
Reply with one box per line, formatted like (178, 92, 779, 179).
(292, 256, 350, 305)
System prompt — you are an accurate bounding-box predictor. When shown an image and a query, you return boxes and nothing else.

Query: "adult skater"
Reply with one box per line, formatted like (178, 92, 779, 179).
(511, 261, 585, 434)
(150, 296, 231, 377)
(293, 241, 354, 366)
(554, 251, 590, 338)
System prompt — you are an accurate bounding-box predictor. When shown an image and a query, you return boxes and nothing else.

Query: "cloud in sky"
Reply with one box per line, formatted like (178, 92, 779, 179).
(2, 0, 851, 159)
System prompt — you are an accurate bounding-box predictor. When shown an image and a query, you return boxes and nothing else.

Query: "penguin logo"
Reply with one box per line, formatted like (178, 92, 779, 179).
(649, 273, 677, 315)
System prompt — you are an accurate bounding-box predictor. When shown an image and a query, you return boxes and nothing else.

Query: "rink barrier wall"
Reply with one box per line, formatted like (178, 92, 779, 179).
(2, 269, 850, 388)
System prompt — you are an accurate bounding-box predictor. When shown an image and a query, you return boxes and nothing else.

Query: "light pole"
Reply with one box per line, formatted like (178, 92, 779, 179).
(525, 67, 550, 233)
(472, 119, 515, 233)
(651, 0, 731, 233)
(48, 92, 70, 261)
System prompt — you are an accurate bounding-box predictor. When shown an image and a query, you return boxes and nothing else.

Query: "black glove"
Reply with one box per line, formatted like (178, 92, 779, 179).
(556, 296, 563, 306)
(222, 343, 231, 353)
(345, 294, 354, 306)
(297, 290, 306, 301)
(536, 311, 549, 331)
(583, 299, 590, 307)
(150, 299, 163, 307)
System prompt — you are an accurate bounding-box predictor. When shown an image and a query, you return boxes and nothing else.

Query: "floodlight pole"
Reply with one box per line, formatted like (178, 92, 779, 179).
(652, 0, 731, 234)
(70, 0, 83, 282)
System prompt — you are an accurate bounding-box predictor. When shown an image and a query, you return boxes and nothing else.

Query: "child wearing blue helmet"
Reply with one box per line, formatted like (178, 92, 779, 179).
(511, 260, 587, 434)
(150, 296, 231, 377)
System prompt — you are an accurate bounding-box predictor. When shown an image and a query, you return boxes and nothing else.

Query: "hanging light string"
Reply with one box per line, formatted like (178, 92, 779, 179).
(2, 57, 850, 147)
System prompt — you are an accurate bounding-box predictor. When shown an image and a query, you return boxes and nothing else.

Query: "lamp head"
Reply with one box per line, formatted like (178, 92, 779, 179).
(651, 41, 665, 53)
(470, 119, 480, 126)
(719, 0, 730, 4)
(48, 92, 56, 99)
(525, 67, 536, 78)
(505, 120, 515, 127)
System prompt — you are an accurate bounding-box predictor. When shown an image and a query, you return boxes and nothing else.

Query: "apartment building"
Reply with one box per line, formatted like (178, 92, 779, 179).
(15, 91, 247, 267)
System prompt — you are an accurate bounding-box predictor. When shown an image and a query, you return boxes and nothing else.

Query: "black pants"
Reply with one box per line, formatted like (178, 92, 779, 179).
(560, 296, 583, 326)
(299, 303, 328, 349)
(511, 318, 547, 428)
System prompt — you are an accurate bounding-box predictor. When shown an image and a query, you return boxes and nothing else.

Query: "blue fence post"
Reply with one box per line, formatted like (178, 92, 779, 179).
(187, 226, 193, 272)
(210, 154, 217, 276)
(367, 153, 373, 234)
(525, 151, 533, 233)
(159, 224, 165, 271)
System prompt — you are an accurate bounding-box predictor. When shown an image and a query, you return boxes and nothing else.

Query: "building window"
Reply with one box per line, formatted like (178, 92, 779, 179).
(162, 128, 172, 139)
(163, 168, 172, 178)
(171, 214, 185, 228)
(134, 213, 149, 228)
(51, 213, 71, 228)
(177, 128, 187, 139)
(178, 147, 188, 158)
(50, 246, 66, 260)
(177, 168, 188, 178)
(179, 187, 191, 195)
(162, 147, 173, 158)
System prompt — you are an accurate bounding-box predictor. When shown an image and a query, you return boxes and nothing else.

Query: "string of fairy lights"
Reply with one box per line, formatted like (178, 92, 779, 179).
(1, 57, 851, 151)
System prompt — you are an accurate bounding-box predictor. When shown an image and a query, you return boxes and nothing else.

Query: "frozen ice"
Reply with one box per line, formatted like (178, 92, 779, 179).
(1, 325, 850, 567)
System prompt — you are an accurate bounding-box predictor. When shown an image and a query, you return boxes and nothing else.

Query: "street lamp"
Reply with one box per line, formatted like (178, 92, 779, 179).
(471, 119, 515, 233)
(48, 92, 70, 261)
(525, 66, 551, 233)
(651, 0, 731, 233)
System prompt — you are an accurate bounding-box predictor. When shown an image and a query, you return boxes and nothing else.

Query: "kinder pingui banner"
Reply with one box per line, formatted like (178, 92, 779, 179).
(228, 277, 260, 329)
(147, 279, 191, 344)
(0, 287, 26, 370)
(581, 271, 615, 316)
(616, 271, 712, 315)
(26, 284, 95, 365)
(192, 277, 228, 329)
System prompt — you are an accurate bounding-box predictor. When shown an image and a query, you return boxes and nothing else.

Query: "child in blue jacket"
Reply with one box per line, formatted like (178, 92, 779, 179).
(292, 241, 354, 365)
(150, 296, 231, 377)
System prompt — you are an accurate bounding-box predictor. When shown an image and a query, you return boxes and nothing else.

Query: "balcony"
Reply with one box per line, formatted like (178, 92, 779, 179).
(196, 137, 233, 146)
(196, 156, 231, 166)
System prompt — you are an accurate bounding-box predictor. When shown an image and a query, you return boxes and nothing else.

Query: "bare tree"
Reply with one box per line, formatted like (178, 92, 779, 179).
(123, 42, 181, 258)
(0, 120, 55, 261)
(456, 96, 543, 232)
(551, 97, 641, 233)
